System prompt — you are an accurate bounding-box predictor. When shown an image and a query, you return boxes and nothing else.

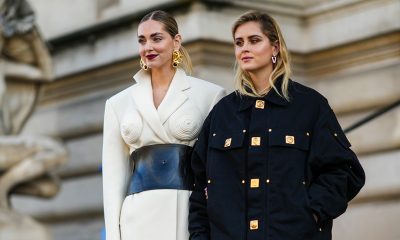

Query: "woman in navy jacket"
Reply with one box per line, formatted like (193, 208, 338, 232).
(189, 11, 365, 240)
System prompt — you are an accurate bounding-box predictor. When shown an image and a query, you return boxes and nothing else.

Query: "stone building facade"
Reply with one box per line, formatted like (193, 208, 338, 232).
(9, 0, 400, 239)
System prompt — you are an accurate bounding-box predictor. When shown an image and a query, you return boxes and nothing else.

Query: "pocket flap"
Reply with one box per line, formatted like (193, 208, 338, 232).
(269, 129, 311, 151)
(210, 131, 245, 150)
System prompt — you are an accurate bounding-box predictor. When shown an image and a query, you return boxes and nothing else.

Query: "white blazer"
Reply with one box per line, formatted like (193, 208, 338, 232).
(102, 68, 225, 240)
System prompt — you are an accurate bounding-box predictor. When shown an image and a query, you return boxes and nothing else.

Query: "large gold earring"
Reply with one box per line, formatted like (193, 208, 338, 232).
(140, 58, 148, 70)
(172, 50, 182, 68)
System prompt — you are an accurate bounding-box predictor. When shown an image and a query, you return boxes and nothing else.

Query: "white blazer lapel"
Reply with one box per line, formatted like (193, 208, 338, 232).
(157, 68, 190, 124)
(131, 70, 170, 142)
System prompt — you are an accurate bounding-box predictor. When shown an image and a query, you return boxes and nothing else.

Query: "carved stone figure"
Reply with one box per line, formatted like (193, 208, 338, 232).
(0, 0, 67, 239)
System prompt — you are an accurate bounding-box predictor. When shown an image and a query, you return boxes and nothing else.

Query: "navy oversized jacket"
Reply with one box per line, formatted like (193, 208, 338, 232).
(189, 79, 365, 240)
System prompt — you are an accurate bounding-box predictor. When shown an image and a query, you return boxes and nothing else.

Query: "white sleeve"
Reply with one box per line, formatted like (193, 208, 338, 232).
(208, 88, 226, 112)
(102, 100, 130, 240)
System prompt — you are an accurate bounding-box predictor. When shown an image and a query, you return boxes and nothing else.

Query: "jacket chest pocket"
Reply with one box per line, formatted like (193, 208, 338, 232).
(268, 129, 311, 181)
(268, 129, 311, 151)
(207, 131, 245, 178)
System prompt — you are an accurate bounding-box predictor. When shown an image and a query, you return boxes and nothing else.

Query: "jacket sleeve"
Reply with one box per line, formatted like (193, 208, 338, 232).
(208, 88, 226, 113)
(189, 112, 212, 240)
(307, 101, 365, 224)
(102, 100, 130, 240)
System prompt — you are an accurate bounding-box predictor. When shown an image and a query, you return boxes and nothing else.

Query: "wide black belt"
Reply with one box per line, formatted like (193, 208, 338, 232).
(126, 144, 194, 195)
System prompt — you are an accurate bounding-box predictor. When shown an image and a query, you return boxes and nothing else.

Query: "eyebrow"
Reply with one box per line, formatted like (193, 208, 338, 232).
(138, 32, 163, 39)
(234, 34, 263, 40)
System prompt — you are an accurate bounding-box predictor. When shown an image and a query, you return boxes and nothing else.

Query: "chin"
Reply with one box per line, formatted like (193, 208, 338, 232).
(240, 66, 259, 72)
(147, 63, 161, 70)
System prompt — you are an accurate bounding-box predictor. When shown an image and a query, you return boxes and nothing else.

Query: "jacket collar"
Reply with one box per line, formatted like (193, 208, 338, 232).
(238, 76, 290, 112)
(131, 69, 190, 142)
(156, 68, 190, 124)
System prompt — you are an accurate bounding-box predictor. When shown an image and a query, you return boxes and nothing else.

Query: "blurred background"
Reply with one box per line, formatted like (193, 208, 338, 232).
(5, 0, 399, 239)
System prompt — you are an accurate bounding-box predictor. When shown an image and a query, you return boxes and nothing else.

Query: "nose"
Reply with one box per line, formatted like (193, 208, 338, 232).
(240, 41, 250, 53)
(143, 41, 153, 52)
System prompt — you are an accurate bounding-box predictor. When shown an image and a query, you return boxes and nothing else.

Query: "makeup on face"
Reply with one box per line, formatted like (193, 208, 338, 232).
(233, 21, 275, 72)
(137, 20, 175, 70)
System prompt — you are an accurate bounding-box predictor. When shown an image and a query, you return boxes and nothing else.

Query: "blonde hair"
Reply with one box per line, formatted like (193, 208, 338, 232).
(232, 11, 292, 100)
(140, 10, 193, 74)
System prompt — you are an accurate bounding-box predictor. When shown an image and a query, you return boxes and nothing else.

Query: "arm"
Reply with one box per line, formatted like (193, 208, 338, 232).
(307, 103, 365, 224)
(102, 100, 130, 240)
(189, 113, 212, 240)
(208, 88, 226, 113)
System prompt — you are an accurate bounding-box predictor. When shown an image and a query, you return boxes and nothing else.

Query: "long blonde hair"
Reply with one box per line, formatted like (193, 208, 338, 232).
(140, 10, 193, 74)
(232, 11, 292, 100)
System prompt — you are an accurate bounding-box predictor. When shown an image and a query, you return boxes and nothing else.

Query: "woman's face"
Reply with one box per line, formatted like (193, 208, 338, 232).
(138, 20, 180, 70)
(234, 21, 278, 73)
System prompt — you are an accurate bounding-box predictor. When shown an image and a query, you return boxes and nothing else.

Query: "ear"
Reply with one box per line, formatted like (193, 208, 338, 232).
(272, 41, 280, 56)
(173, 34, 182, 51)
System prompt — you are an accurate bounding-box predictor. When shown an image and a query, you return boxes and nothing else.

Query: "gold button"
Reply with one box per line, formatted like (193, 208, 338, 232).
(285, 135, 295, 144)
(251, 137, 261, 146)
(268, 129, 272, 132)
(250, 178, 259, 188)
(224, 138, 232, 147)
(306, 132, 310, 136)
(212, 133, 216, 136)
(243, 129, 247, 133)
(266, 179, 270, 183)
(255, 100, 265, 109)
(319, 228, 322, 232)
(207, 179, 211, 184)
(334, 133, 338, 137)
(302, 181, 306, 185)
(250, 220, 259, 230)
(241, 180, 245, 184)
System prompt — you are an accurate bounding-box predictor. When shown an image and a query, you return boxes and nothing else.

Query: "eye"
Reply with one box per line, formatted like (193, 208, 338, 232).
(235, 40, 243, 47)
(250, 38, 261, 44)
(153, 37, 163, 42)
(138, 38, 145, 44)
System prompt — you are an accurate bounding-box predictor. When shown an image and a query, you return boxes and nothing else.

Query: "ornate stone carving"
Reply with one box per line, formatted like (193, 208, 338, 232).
(0, 0, 67, 238)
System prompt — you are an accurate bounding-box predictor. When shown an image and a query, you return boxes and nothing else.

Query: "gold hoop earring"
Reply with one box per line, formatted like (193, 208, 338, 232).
(140, 58, 148, 70)
(172, 50, 182, 68)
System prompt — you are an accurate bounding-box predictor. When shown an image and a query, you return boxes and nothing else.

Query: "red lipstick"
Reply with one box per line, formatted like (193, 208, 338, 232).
(146, 54, 158, 60)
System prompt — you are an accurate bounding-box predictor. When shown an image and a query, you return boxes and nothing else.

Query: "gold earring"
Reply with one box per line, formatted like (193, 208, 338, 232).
(140, 58, 148, 70)
(172, 50, 182, 68)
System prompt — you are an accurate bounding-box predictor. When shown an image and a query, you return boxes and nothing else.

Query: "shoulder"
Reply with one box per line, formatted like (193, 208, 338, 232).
(106, 85, 134, 106)
(209, 91, 239, 113)
(187, 76, 224, 93)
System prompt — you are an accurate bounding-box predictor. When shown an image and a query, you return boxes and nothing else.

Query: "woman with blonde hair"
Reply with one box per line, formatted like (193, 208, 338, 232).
(189, 10, 364, 240)
(102, 10, 225, 240)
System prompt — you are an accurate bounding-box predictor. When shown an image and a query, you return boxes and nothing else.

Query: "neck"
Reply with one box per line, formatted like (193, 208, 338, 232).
(248, 65, 273, 94)
(151, 66, 176, 88)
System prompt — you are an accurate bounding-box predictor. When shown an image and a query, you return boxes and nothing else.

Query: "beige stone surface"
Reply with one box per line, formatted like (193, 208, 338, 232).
(311, 60, 400, 114)
(346, 107, 400, 155)
(333, 200, 400, 240)
(356, 150, 400, 200)
(48, 217, 104, 240)
(11, 175, 102, 219)
(0, 209, 51, 240)
(60, 134, 102, 176)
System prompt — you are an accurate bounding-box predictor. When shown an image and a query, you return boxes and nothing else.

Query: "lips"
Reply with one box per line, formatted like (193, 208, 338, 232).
(146, 54, 158, 60)
(241, 56, 253, 62)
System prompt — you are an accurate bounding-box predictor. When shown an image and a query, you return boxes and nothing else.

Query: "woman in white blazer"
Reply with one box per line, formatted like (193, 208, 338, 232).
(102, 10, 225, 240)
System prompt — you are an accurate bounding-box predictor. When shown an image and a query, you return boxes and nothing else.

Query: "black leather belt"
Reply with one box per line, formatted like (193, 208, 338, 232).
(126, 144, 194, 195)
